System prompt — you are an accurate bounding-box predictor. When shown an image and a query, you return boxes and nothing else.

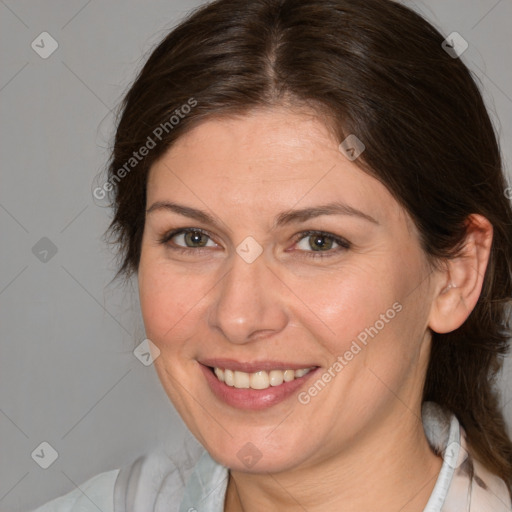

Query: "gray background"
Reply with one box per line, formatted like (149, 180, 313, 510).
(0, 1, 511, 511)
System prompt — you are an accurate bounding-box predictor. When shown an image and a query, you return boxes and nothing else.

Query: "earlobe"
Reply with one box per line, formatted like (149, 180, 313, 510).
(428, 214, 493, 334)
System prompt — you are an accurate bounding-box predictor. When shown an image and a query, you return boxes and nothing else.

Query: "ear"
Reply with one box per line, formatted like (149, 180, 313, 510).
(428, 214, 493, 334)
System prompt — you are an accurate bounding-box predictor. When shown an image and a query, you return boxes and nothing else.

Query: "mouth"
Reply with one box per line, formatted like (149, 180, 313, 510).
(199, 359, 320, 410)
(211, 366, 316, 390)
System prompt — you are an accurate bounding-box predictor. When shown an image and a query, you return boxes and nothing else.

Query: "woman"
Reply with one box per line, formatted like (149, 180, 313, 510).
(32, 0, 512, 510)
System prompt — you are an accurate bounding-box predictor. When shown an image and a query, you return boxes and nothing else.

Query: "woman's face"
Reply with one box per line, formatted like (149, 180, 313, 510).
(138, 107, 438, 473)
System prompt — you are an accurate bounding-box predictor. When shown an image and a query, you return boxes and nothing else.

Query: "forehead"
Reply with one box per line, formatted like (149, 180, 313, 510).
(146, 107, 408, 229)
(153, 107, 339, 178)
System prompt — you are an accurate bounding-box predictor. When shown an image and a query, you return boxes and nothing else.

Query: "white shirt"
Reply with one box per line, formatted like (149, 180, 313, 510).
(30, 402, 512, 511)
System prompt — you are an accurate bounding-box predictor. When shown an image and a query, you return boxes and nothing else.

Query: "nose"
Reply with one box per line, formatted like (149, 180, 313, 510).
(208, 248, 288, 345)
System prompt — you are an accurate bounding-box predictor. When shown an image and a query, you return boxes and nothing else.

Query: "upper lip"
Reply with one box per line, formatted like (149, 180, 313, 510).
(199, 358, 318, 373)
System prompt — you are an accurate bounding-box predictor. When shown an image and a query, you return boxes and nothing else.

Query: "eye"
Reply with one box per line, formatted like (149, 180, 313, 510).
(158, 228, 350, 259)
(159, 228, 218, 252)
(293, 230, 351, 258)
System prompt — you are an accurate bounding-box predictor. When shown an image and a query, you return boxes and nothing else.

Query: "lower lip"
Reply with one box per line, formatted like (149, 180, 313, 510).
(200, 364, 319, 410)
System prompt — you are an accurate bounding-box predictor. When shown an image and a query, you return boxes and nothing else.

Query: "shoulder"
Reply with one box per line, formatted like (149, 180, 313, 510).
(456, 455, 511, 512)
(113, 437, 205, 511)
(29, 469, 120, 512)
(30, 435, 206, 512)
(422, 402, 512, 511)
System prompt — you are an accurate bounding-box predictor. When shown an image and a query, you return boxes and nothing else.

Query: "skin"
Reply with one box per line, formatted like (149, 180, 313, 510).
(137, 106, 493, 511)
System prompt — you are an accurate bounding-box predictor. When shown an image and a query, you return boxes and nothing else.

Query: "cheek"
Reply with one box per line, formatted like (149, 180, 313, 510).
(298, 262, 399, 350)
(336, 275, 430, 397)
(138, 258, 211, 349)
(308, 257, 425, 383)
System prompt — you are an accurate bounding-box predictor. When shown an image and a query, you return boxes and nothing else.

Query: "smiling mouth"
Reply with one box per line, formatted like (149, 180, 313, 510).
(210, 366, 316, 390)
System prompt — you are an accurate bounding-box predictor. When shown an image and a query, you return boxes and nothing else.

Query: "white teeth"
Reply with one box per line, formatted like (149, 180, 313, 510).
(224, 369, 234, 386)
(213, 366, 314, 390)
(268, 370, 284, 387)
(283, 369, 295, 382)
(250, 371, 269, 390)
(234, 371, 250, 388)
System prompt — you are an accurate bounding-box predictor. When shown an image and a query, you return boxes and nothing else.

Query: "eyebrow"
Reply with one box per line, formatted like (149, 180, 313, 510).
(146, 200, 379, 228)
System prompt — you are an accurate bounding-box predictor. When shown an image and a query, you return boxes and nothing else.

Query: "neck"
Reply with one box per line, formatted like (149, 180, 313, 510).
(224, 406, 443, 512)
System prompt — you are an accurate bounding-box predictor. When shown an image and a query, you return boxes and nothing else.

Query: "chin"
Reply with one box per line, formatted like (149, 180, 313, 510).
(201, 432, 311, 474)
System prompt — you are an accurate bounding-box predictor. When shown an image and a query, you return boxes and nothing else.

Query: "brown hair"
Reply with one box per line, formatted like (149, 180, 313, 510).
(105, 0, 512, 489)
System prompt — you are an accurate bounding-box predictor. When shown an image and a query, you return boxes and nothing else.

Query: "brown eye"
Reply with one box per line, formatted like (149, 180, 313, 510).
(307, 234, 335, 251)
(181, 230, 210, 248)
(294, 231, 351, 259)
(159, 228, 217, 250)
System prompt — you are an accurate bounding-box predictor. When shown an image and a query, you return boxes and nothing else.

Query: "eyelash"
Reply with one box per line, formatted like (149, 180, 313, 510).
(158, 228, 351, 259)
